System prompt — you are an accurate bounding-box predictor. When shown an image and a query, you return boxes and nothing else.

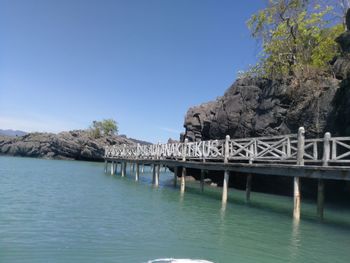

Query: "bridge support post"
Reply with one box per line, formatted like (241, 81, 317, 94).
(135, 163, 140, 181)
(180, 139, 188, 193)
(180, 167, 186, 193)
(317, 132, 330, 220)
(173, 167, 178, 187)
(317, 179, 325, 220)
(246, 174, 252, 202)
(293, 177, 301, 220)
(114, 162, 118, 175)
(293, 127, 305, 220)
(222, 170, 230, 203)
(110, 161, 115, 175)
(121, 162, 126, 177)
(104, 160, 108, 173)
(155, 164, 160, 187)
(152, 164, 156, 184)
(141, 164, 144, 174)
(222, 135, 230, 204)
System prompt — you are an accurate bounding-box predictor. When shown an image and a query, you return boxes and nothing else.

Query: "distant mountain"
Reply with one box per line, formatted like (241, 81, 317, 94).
(0, 129, 27, 137)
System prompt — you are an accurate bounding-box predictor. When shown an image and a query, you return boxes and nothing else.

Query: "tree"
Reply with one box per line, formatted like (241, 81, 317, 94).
(89, 119, 118, 138)
(246, 0, 344, 78)
(100, 119, 118, 135)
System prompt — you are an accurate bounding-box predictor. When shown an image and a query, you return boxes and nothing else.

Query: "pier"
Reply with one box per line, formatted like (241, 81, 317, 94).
(104, 127, 350, 220)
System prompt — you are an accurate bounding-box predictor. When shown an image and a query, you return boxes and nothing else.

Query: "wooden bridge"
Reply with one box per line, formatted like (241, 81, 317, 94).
(104, 127, 350, 220)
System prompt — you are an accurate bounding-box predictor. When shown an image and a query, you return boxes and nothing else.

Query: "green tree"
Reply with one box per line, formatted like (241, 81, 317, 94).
(100, 119, 118, 135)
(89, 119, 118, 138)
(246, 0, 344, 78)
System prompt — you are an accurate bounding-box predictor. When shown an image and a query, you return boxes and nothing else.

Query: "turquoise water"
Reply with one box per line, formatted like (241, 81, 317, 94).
(1, 156, 350, 263)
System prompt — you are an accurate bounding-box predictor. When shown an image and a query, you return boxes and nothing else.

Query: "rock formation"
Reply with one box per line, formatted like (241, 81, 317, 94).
(182, 14, 350, 199)
(184, 14, 350, 141)
(184, 77, 341, 141)
(0, 130, 146, 161)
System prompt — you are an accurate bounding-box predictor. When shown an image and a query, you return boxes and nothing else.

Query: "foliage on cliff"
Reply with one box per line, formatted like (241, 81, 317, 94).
(245, 0, 346, 79)
(89, 119, 118, 138)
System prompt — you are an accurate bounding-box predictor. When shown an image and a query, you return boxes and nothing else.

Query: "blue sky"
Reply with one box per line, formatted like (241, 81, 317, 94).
(0, 0, 264, 143)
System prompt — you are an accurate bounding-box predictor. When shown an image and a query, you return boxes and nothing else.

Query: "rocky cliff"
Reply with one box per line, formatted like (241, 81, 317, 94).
(184, 21, 350, 142)
(182, 17, 350, 199)
(0, 130, 143, 161)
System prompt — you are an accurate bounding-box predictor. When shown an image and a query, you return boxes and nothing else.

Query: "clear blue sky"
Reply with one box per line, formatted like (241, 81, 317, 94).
(0, 0, 265, 143)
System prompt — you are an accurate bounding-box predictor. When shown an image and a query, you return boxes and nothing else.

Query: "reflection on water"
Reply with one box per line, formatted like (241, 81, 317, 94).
(289, 219, 301, 261)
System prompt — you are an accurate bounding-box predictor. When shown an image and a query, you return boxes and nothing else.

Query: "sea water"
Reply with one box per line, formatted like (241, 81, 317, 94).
(1, 156, 350, 263)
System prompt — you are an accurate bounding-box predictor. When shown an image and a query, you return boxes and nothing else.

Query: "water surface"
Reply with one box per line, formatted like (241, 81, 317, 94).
(1, 156, 350, 263)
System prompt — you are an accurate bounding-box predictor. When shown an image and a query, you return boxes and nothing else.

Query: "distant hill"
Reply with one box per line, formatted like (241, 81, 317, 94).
(0, 130, 142, 161)
(119, 134, 152, 145)
(0, 129, 27, 137)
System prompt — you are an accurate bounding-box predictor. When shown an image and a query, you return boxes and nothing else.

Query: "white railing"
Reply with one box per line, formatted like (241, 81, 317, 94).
(104, 128, 350, 166)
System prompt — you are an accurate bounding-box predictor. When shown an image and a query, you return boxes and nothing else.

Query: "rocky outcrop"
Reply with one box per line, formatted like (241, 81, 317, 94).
(184, 77, 340, 141)
(184, 14, 350, 141)
(182, 17, 350, 199)
(0, 130, 145, 161)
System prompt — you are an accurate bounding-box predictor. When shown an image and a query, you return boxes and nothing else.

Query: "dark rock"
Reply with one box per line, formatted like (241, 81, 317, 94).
(0, 130, 147, 161)
(336, 31, 350, 53)
(184, 77, 340, 141)
(332, 55, 350, 79)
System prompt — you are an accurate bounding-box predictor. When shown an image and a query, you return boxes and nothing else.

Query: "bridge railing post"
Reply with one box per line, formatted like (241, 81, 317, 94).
(136, 143, 140, 159)
(122, 144, 126, 158)
(323, 132, 331, 166)
(293, 127, 305, 221)
(222, 135, 230, 204)
(297, 127, 305, 166)
(317, 132, 331, 220)
(180, 138, 188, 193)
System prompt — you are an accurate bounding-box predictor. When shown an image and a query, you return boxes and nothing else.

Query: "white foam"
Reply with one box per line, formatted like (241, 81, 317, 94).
(147, 258, 214, 263)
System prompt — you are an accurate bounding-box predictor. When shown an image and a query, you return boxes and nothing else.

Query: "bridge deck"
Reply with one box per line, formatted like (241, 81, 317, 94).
(104, 157, 350, 181)
(103, 127, 350, 221)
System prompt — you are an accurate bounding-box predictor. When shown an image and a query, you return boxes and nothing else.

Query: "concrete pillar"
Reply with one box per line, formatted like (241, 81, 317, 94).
(110, 161, 115, 175)
(121, 162, 126, 177)
(141, 164, 144, 174)
(152, 164, 156, 184)
(246, 174, 252, 202)
(114, 162, 118, 175)
(293, 127, 304, 220)
(104, 160, 108, 173)
(222, 135, 230, 204)
(222, 170, 230, 203)
(180, 167, 186, 193)
(293, 177, 301, 220)
(155, 164, 160, 186)
(135, 163, 140, 181)
(180, 139, 188, 193)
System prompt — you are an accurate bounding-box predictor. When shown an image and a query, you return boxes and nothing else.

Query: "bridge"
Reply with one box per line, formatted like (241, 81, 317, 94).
(104, 127, 350, 221)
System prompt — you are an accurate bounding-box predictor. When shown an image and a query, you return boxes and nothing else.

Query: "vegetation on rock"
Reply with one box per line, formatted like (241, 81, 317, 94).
(89, 119, 118, 138)
(244, 0, 348, 79)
